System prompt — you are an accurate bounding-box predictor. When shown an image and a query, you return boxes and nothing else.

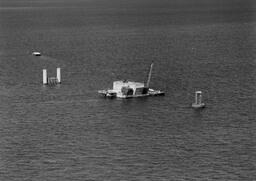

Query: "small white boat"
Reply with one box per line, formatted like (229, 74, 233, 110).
(32, 52, 41, 56)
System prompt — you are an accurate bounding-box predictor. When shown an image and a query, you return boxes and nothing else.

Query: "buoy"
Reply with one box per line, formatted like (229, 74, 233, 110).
(192, 91, 205, 108)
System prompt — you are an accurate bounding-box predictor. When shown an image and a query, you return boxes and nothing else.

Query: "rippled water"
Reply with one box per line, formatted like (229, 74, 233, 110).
(0, 0, 255, 180)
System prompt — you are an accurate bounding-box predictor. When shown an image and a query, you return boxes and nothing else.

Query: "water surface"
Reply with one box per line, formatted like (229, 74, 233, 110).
(0, 0, 255, 180)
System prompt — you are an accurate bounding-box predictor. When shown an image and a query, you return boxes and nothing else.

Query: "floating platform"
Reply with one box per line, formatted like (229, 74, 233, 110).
(98, 63, 164, 99)
(98, 88, 165, 98)
(98, 81, 165, 99)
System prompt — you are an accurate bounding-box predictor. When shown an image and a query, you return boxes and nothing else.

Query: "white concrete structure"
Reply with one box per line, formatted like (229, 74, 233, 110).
(57, 67, 61, 83)
(43, 69, 47, 85)
(42, 68, 61, 85)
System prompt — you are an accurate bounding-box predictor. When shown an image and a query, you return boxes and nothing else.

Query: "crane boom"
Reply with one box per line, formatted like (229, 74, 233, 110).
(146, 63, 154, 88)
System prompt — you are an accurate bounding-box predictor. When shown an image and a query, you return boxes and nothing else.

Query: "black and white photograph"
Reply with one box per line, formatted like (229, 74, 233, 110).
(0, 0, 255, 180)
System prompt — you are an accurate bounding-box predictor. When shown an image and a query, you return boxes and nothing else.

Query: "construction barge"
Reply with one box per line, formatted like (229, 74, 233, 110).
(98, 63, 165, 98)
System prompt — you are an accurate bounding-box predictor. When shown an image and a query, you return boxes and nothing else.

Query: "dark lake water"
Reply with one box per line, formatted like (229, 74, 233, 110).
(0, 0, 255, 180)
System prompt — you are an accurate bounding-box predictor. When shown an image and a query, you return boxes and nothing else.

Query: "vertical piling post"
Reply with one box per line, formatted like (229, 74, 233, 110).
(43, 69, 47, 85)
(57, 67, 61, 83)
